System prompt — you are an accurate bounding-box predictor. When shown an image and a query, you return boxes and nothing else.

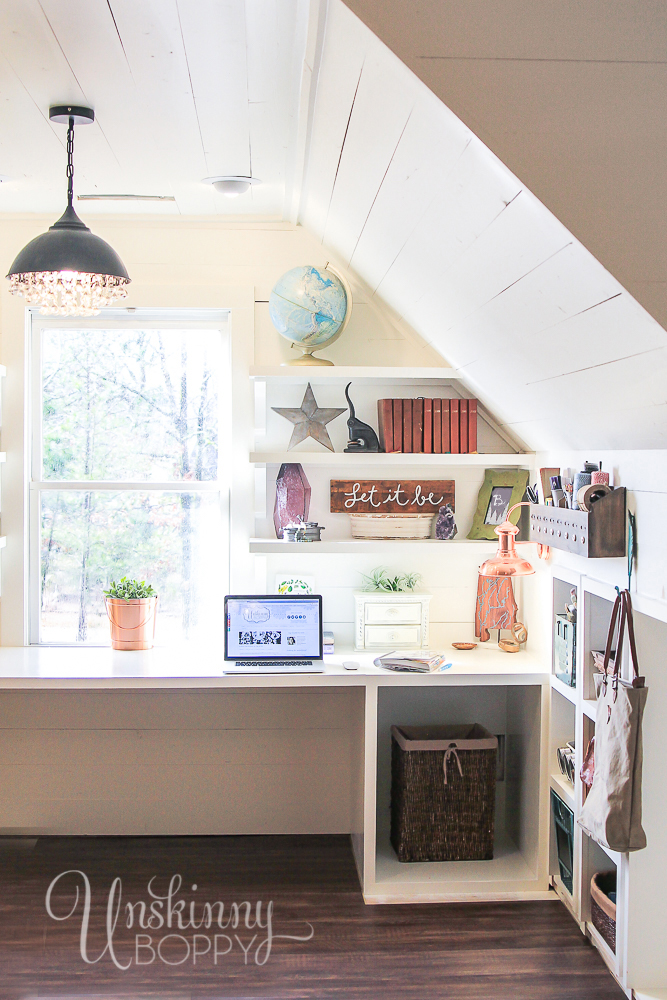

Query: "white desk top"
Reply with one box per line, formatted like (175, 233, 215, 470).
(0, 645, 548, 689)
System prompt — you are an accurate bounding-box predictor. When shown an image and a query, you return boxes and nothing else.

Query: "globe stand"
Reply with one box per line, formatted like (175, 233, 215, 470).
(286, 345, 335, 367)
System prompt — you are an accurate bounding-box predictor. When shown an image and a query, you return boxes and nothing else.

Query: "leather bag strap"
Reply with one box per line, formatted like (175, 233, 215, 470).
(603, 589, 644, 701)
(602, 592, 622, 694)
(622, 590, 644, 687)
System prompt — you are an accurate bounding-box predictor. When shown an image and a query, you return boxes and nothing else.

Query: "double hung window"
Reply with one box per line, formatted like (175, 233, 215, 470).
(29, 311, 229, 646)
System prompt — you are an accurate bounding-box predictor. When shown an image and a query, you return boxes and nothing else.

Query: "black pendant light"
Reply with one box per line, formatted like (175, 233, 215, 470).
(7, 105, 130, 316)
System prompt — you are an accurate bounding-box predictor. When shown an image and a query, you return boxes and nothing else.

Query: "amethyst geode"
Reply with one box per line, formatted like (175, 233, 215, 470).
(273, 463, 311, 538)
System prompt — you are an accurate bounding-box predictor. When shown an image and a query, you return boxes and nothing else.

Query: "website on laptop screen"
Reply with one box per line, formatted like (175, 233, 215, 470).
(226, 598, 321, 659)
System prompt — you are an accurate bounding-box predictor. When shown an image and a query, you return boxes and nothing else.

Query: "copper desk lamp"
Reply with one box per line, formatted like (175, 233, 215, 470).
(479, 501, 549, 578)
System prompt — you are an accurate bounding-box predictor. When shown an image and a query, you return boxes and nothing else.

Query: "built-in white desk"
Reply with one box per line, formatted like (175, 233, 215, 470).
(0, 646, 550, 904)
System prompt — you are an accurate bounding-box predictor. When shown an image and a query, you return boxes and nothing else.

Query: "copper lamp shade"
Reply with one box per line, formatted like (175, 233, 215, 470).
(478, 503, 536, 578)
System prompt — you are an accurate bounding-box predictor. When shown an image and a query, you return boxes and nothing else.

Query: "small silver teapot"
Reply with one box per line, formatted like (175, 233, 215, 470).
(298, 521, 325, 542)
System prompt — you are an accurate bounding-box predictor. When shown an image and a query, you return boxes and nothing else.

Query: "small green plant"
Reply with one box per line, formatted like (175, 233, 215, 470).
(361, 568, 421, 593)
(104, 577, 157, 601)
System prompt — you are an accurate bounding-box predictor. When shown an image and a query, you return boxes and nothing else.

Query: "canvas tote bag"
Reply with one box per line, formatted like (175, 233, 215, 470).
(578, 589, 648, 853)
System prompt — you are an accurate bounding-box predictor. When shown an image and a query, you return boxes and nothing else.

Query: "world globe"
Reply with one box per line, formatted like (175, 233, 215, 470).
(269, 265, 349, 365)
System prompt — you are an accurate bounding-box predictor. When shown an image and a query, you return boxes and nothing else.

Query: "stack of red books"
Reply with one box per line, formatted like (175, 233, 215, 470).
(377, 398, 478, 454)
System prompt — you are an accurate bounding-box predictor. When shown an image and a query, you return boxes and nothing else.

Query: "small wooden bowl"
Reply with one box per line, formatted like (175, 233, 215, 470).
(452, 642, 477, 650)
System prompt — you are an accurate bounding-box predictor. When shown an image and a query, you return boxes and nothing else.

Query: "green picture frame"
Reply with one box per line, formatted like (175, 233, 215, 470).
(467, 468, 530, 540)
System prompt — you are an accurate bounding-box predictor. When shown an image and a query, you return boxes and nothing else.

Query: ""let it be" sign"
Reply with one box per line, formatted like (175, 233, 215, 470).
(330, 480, 455, 514)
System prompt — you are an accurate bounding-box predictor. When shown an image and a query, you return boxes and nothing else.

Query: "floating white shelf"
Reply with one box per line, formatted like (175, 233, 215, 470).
(250, 451, 532, 466)
(550, 772, 575, 811)
(550, 673, 577, 706)
(249, 538, 498, 553)
(582, 698, 597, 721)
(249, 365, 464, 384)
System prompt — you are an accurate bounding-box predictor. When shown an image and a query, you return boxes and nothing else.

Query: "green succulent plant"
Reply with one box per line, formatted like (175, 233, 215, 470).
(104, 577, 157, 600)
(361, 568, 421, 593)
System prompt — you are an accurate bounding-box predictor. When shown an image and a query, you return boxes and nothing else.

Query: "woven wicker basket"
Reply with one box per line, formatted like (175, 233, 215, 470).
(591, 871, 616, 952)
(390, 724, 498, 863)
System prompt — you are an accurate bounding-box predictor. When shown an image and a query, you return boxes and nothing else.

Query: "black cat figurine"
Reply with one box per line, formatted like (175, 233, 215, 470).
(343, 382, 383, 453)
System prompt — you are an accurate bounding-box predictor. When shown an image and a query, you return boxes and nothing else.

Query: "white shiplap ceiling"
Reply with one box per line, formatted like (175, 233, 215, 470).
(0, 0, 666, 450)
(0, 0, 308, 215)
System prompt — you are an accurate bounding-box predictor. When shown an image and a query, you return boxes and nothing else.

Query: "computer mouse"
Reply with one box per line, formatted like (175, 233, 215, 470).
(342, 660, 359, 670)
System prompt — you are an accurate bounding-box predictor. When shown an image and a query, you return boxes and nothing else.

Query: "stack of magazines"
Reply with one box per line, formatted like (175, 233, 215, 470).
(373, 650, 452, 673)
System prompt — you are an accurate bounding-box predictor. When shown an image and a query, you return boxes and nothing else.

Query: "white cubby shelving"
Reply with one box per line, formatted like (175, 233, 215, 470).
(546, 569, 667, 993)
(364, 676, 549, 903)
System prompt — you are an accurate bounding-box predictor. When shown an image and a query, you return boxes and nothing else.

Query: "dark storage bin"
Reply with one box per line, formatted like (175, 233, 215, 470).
(390, 724, 498, 863)
(551, 789, 575, 894)
(591, 871, 616, 952)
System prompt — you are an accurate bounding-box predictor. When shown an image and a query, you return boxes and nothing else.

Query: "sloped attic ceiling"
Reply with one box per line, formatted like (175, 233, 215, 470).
(299, 0, 667, 452)
(344, 0, 667, 337)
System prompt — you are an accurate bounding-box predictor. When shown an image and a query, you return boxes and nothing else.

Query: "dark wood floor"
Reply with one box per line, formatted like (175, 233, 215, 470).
(0, 835, 624, 999)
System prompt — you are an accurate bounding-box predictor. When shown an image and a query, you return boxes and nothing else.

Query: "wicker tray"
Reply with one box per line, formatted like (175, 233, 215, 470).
(390, 724, 498, 863)
(350, 513, 435, 539)
(591, 871, 616, 952)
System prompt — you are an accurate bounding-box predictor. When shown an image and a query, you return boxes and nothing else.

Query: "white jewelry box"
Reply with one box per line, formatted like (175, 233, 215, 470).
(353, 591, 432, 650)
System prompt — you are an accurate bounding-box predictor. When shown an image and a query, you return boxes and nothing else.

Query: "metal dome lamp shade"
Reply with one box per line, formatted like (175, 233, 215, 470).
(6, 106, 130, 316)
(478, 502, 536, 578)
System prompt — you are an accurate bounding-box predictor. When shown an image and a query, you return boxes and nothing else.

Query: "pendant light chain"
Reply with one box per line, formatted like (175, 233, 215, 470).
(6, 103, 130, 315)
(66, 115, 75, 209)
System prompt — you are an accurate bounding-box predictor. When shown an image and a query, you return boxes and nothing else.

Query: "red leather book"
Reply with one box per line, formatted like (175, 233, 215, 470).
(377, 399, 394, 453)
(412, 398, 423, 453)
(469, 399, 478, 453)
(392, 399, 403, 452)
(459, 399, 469, 453)
(423, 399, 433, 453)
(441, 399, 450, 453)
(402, 399, 413, 452)
(433, 399, 442, 453)
(450, 398, 460, 454)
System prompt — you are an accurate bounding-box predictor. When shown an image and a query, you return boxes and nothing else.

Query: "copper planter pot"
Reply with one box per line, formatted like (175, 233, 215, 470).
(105, 596, 158, 650)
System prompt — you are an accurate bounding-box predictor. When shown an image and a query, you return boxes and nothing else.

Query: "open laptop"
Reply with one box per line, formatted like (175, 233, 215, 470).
(224, 595, 325, 673)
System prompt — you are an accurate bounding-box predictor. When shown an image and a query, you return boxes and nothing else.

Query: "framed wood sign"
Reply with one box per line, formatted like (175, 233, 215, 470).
(330, 480, 455, 514)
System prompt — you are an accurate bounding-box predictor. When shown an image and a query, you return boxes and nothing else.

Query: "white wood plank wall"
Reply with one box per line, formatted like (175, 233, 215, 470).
(0, 689, 361, 835)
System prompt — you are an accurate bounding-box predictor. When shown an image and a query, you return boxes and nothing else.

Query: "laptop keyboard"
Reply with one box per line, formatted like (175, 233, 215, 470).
(233, 660, 313, 667)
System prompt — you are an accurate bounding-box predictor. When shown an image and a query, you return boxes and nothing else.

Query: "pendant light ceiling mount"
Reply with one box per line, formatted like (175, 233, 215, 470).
(48, 105, 95, 126)
(6, 104, 130, 317)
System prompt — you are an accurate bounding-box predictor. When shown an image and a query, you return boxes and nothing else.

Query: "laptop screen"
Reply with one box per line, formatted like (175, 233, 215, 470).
(224, 596, 323, 660)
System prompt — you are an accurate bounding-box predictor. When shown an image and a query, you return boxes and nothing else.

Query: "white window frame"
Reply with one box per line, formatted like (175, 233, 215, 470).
(28, 308, 231, 646)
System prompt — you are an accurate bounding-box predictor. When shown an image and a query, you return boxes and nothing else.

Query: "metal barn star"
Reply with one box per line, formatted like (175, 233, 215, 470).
(272, 383, 346, 452)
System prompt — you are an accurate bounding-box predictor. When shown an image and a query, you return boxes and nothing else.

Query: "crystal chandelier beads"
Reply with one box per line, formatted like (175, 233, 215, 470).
(8, 271, 129, 317)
